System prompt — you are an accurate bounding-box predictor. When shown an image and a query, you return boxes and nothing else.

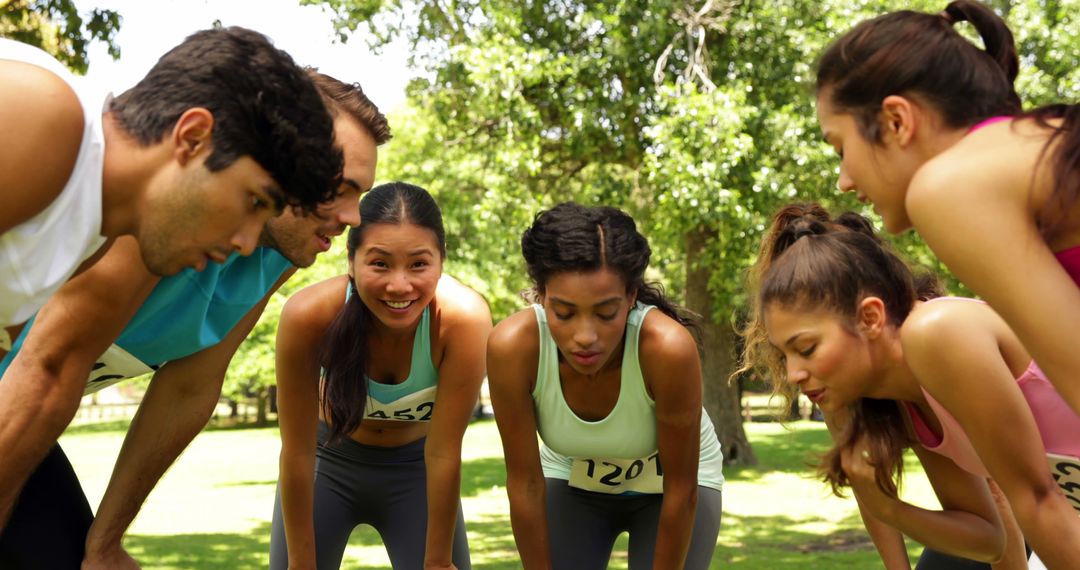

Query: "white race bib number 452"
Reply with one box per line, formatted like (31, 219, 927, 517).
(568, 452, 664, 495)
(1048, 453, 1080, 513)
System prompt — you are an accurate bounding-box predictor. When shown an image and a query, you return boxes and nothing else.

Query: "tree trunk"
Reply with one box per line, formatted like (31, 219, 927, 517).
(255, 386, 268, 427)
(685, 228, 757, 466)
(269, 384, 278, 414)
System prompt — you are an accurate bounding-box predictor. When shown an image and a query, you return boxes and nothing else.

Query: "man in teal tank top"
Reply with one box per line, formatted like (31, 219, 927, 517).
(0, 74, 390, 568)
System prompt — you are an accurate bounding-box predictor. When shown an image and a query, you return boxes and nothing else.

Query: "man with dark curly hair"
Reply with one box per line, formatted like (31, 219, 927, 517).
(0, 28, 343, 568)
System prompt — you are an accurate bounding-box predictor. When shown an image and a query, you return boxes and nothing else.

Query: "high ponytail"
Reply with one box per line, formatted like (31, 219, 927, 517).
(737, 203, 941, 498)
(942, 1, 1019, 87)
(817, 1, 1021, 142)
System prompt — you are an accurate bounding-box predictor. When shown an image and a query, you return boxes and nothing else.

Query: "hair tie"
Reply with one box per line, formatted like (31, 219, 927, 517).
(792, 226, 817, 241)
(939, 9, 955, 24)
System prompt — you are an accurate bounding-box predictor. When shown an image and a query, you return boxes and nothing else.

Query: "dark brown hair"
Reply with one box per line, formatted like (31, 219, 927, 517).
(520, 202, 699, 335)
(818, 1, 1080, 238)
(318, 182, 445, 443)
(739, 204, 942, 497)
(307, 69, 393, 146)
(110, 27, 341, 211)
(1022, 105, 1080, 237)
(816, 0, 1021, 142)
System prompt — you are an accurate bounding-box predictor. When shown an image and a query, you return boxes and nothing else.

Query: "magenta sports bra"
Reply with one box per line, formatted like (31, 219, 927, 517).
(1055, 246, 1080, 286)
(969, 116, 1080, 287)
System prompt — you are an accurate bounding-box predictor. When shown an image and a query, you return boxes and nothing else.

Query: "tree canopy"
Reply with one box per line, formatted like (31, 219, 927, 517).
(1, 0, 121, 73)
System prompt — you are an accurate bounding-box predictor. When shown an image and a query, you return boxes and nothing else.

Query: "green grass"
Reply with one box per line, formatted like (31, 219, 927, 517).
(60, 419, 936, 569)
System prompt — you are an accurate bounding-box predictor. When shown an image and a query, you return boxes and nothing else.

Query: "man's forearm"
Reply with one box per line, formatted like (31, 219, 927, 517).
(0, 361, 85, 529)
(83, 368, 224, 557)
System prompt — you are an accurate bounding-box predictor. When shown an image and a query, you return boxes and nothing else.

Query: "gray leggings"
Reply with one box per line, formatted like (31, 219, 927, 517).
(544, 477, 722, 570)
(269, 425, 471, 569)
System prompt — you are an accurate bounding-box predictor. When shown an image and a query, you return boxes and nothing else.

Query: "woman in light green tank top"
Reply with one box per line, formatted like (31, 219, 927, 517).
(488, 202, 724, 570)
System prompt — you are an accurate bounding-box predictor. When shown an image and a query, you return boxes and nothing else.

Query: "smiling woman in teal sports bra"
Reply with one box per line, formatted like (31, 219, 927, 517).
(488, 202, 724, 570)
(270, 182, 492, 570)
(815, 0, 1080, 419)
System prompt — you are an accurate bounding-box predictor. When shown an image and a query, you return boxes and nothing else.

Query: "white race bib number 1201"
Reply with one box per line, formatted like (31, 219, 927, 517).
(568, 452, 664, 495)
(1047, 453, 1080, 513)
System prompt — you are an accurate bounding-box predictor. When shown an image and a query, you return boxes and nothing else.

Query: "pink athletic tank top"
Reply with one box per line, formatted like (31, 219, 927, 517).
(903, 297, 1080, 477)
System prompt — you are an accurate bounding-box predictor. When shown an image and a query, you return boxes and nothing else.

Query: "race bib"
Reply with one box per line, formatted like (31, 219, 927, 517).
(568, 452, 664, 495)
(1047, 453, 1080, 513)
(364, 386, 437, 422)
(85, 344, 158, 395)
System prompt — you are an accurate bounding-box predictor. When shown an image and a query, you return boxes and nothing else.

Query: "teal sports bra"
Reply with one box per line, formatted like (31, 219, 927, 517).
(343, 284, 440, 422)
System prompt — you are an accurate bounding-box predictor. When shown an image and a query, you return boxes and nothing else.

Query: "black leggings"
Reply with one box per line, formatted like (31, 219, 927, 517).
(0, 445, 93, 569)
(269, 425, 471, 569)
(915, 548, 991, 569)
(544, 477, 722, 570)
(916, 544, 1035, 569)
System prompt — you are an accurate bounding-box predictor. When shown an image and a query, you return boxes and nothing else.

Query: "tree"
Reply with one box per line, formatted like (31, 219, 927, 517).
(1, 0, 121, 73)
(308, 0, 1080, 466)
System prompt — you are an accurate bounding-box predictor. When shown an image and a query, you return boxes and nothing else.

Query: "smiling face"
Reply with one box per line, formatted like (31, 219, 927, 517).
(763, 302, 878, 413)
(541, 268, 637, 376)
(351, 222, 443, 329)
(817, 91, 915, 234)
(261, 115, 377, 267)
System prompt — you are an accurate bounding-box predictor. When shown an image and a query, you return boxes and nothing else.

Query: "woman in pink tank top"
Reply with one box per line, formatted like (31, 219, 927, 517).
(740, 204, 1080, 569)
(815, 1, 1080, 424)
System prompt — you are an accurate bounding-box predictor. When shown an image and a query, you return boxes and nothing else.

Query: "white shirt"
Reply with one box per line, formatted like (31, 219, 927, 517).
(0, 39, 108, 327)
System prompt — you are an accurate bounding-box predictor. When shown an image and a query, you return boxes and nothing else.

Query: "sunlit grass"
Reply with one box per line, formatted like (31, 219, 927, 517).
(61, 418, 935, 568)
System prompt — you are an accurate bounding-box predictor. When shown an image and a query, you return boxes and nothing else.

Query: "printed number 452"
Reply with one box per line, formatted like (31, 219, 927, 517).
(368, 402, 434, 421)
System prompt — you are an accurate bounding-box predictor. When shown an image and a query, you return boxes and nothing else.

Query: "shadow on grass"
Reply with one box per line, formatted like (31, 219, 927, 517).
(715, 511, 881, 569)
(124, 522, 273, 570)
(461, 456, 506, 498)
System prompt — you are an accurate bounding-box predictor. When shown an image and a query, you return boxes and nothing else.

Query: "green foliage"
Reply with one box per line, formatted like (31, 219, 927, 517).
(221, 295, 281, 405)
(310, 0, 1080, 322)
(1, 0, 121, 73)
(291, 2, 1080, 462)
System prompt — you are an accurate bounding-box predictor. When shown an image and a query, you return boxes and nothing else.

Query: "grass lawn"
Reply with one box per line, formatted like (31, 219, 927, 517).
(61, 418, 936, 568)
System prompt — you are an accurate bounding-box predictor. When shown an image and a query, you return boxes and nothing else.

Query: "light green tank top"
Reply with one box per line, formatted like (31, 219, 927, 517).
(532, 303, 724, 494)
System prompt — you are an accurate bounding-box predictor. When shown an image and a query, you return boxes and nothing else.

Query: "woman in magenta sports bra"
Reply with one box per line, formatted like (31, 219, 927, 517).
(739, 204, 1080, 570)
(814, 0, 1080, 419)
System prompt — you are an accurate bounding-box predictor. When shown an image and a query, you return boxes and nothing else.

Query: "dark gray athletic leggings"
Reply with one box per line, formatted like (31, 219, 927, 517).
(544, 477, 722, 569)
(915, 548, 991, 569)
(916, 544, 1034, 569)
(269, 424, 471, 569)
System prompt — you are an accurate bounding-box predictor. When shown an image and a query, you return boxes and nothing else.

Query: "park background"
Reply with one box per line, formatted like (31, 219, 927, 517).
(5, 0, 1080, 567)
